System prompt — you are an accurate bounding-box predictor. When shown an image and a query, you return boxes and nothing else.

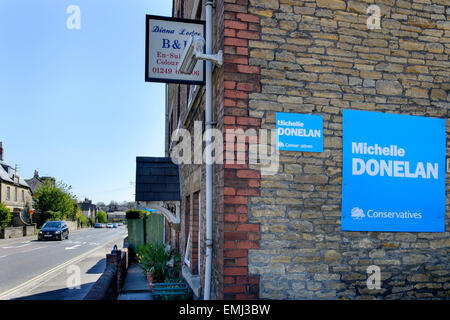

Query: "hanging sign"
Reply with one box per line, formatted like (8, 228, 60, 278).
(145, 15, 205, 84)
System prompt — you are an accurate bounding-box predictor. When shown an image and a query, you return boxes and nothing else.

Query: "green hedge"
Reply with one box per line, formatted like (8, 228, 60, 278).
(126, 209, 146, 220)
(0, 204, 12, 228)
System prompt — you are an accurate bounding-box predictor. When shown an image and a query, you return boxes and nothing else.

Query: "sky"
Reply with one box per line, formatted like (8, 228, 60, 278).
(0, 0, 172, 204)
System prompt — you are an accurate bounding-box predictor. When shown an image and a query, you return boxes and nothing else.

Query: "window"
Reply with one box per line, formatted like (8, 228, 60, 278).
(184, 195, 191, 267)
(6, 187, 10, 201)
(21, 190, 24, 202)
(191, 192, 200, 275)
(184, 232, 191, 267)
(14, 187, 17, 201)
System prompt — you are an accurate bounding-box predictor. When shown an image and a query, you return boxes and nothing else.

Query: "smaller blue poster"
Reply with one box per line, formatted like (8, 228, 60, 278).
(276, 113, 323, 152)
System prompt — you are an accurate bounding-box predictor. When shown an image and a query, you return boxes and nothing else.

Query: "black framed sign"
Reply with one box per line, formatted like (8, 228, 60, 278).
(145, 15, 206, 85)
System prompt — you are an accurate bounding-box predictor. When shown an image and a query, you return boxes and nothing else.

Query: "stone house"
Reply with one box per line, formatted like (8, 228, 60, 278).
(162, 0, 449, 299)
(79, 198, 98, 220)
(25, 170, 56, 194)
(0, 142, 33, 224)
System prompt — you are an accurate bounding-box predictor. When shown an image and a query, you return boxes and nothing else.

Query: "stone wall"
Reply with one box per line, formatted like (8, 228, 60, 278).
(244, 0, 450, 299)
(66, 220, 78, 232)
(0, 226, 24, 239)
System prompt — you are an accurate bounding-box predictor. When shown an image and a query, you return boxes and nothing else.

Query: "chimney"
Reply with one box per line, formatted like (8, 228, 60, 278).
(0, 142, 3, 161)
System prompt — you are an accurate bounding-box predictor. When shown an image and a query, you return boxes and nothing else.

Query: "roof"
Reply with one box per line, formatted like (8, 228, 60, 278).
(135, 157, 181, 202)
(25, 171, 56, 194)
(0, 160, 30, 189)
(80, 200, 97, 211)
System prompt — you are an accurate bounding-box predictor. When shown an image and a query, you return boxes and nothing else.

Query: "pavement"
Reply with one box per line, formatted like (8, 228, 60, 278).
(118, 263, 152, 300)
(0, 226, 127, 300)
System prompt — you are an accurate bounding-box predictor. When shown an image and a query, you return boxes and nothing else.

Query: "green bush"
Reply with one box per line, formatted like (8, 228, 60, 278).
(0, 204, 11, 228)
(77, 214, 88, 228)
(33, 180, 74, 222)
(96, 210, 107, 223)
(126, 209, 145, 220)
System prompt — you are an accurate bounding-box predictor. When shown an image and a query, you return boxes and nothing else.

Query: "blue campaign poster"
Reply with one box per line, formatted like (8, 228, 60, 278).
(276, 113, 323, 152)
(342, 110, 446, 232)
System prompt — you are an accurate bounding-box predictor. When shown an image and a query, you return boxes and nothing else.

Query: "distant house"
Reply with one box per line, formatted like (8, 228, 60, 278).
(25, 170, 56, 194)
(79, 198, 97, 220)
(107, 211, 126, 223)
(0, 142, 33, 224)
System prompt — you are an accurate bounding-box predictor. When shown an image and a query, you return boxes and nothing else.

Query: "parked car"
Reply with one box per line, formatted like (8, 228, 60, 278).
(113, 223, 118, 228)
(106, 223, 113, 228)
(94, 223, 102, 228)
(38, 221, 69, 241)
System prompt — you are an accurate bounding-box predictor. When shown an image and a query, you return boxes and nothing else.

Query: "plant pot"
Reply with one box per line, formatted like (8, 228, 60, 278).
(146, 272, 155, 292)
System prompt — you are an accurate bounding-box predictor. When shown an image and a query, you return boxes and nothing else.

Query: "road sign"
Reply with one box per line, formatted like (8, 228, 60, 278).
(145, 15, 205, 84)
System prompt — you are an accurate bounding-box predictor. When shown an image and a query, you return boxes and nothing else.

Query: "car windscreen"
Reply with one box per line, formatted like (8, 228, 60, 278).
(43, 222, 61, 228)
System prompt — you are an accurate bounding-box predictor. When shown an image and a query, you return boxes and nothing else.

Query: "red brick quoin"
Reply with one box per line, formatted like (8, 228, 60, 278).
(222, 0, 261, 300)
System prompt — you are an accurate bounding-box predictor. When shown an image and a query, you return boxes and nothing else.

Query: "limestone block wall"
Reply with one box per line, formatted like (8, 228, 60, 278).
(244, 0, 450, 299)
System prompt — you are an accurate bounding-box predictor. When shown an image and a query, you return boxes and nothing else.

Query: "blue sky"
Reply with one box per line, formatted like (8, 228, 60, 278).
(0, 0, 172, 204)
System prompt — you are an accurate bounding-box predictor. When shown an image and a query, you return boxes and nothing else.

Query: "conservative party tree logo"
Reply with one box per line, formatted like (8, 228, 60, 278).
(351, 207, 365, 220)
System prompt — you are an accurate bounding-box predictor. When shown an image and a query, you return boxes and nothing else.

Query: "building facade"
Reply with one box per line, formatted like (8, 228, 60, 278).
(25, 170, 56, 194)
(0, 142, 33, 224)
(165, 0, 450, 299)
(79, 198, 98, 220)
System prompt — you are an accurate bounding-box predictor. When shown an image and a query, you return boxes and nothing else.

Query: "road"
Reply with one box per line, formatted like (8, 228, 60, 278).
(0, 226, 127, 300)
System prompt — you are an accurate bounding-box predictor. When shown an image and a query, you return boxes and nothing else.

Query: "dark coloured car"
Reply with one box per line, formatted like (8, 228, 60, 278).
(38, 221, 69, 241)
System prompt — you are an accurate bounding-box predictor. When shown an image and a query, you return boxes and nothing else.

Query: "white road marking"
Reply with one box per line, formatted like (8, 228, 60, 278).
(19, 246, 48, 254)
(65, 245, 81, 250)
(2, 243, 32, 249)
(0, 255, 6, 258)
(0, 236, 125, 300)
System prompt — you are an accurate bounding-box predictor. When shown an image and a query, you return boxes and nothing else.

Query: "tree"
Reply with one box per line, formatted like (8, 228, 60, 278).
(0, 204, 11, 228)
(67, 201, 80, 222)
(96, 210, 107, 223)
(108, 201, 118, 212)
(77, 214, 87, 228)
(33, 180, 75, 223)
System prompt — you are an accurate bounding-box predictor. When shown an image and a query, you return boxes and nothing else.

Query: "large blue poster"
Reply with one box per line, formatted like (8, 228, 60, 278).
(342, 110, 446, 232)
(276, 113, 323, 152)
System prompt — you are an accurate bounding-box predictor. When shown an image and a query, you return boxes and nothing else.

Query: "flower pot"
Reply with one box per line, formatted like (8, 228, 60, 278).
(146, 272, 155, 292)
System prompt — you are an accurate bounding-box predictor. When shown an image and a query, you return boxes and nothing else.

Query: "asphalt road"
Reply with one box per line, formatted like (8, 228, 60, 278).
(0, 226, 127, 299)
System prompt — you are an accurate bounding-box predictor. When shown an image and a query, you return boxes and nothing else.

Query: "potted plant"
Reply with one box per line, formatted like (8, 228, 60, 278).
(137, 243, 170, 289)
